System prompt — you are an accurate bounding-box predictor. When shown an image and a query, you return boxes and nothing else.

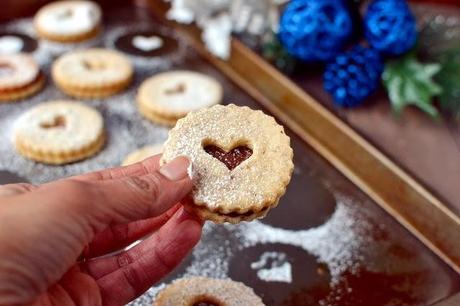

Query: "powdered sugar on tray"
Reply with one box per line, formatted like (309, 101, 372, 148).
(128, 194, 372, 305)
(251, 252, 293, 283)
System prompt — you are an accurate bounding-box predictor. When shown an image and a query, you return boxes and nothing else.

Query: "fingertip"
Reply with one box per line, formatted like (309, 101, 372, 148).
(159, 156, 191, 181)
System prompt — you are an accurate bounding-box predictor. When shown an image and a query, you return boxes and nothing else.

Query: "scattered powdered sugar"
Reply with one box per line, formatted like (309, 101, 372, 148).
(0, 35, 24, 54)
(251, 252, 293, 283)
(132, 35, 164, 52)
(236, 196, 370, 284)
(129, 194, 372, 305)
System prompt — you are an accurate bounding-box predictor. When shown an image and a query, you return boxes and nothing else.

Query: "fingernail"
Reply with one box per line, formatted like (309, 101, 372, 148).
(159, 156, 190, 181)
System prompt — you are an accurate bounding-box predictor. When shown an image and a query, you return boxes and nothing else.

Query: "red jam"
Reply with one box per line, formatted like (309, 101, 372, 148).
(204, 145, 253, 170)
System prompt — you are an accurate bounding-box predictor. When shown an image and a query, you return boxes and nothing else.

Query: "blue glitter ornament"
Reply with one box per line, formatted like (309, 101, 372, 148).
(278, 0, 354, 62)
(364, 0, 417, 56)
(324, 46, 384, 107)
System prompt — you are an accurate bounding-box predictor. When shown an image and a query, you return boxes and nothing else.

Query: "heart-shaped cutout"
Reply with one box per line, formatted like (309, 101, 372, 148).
(193, 300, 221, 306)
(132, 35, 164, 52)
(40, 116, 66, 129)
(0, 36, 23, 55)
(204, 145, 253, 170)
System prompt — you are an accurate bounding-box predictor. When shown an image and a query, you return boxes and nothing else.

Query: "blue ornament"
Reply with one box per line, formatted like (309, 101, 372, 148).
(278, 0, 354, 62)
(364, 0, 417, 56)
(324, 46, 384, 107)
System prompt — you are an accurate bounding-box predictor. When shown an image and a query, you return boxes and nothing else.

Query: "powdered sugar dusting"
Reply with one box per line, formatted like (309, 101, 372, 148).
(129, 194, 372, 305)
(236, 195, 370, 284)
(0, 36, 24, 54)
(251, 252, 293, 283)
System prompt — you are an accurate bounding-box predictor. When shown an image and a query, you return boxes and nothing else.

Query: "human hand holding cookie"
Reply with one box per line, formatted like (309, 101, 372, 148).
(0, 156, 202, 306)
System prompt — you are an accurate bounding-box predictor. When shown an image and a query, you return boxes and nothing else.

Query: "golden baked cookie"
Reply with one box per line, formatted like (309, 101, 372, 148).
(121, 144, 163, 166)
(52, 48, 133, 98)
(137, 70, 223, 126)
(0, 54, 45, 102)
(161, 104, 294, 223)
(154, 277, 265, 306)
(34, 0, 102, 43)
(14, 101, 105, 165)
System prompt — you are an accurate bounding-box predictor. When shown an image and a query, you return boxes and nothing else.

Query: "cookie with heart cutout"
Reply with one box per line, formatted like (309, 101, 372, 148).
(154, 277, 264, 306)
(13, 101, 105, 165)
(34, 0, 102, 43)
(137, 70, 223, 126)
(161, 104, 294, 224)
(52, 48, 133, 98)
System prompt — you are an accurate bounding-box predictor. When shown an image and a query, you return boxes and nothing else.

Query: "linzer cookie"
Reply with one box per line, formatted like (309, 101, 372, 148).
(154, 277, 265, 306)
(137, 70, 223, 126)
(34, 0, 102, 43)
(161, 104, 294, 223)
(0, 54, 45, 102)
(52, 48, 133, 98)
(14, 101, 105, 165)
(121, 144, 163, 166)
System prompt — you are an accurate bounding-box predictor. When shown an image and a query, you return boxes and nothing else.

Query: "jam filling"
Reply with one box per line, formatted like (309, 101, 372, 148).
(165, 82, 186, 95)
(82, 59, 106, 71)
(192, 302, 219, 306)
(40, 115, 66, 129)
(192, 297, 221, 306)
(204, 145, 252, 170)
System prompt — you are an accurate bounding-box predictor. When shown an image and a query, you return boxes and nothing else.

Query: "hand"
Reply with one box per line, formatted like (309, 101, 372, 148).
(0, 156, 202, 306)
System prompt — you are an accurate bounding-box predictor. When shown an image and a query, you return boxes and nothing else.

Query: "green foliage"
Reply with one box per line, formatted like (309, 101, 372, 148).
(262, 33, 297, 74)
(433, 48, 460, 118)
(382, 54, 442, 118)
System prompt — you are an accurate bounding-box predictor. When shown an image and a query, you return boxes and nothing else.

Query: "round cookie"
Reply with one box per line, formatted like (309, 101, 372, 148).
(161, 104, 294, 224)
(121, 144, 163, 166)
(137, 71, 223, 126)
(52, 48, 133, 98)
(154, 277, 265, 306)
(34, 0, 102, 43)
(0, 53, 45, 102)
(14, 101, 105, 165)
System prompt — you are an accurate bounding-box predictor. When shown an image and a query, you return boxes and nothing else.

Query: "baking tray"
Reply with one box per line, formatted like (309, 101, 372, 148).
(0, 2, 458, 305)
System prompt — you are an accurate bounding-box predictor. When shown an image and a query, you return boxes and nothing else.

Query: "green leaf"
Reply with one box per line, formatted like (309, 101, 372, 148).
(261, 32, 297, 74)
(382, 54, 442, 118)
(434, 48, 460, 118)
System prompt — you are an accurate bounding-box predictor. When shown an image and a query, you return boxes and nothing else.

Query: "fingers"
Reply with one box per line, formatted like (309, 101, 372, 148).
(0, 183, 36, 198)
(73, 155, 162, 182)
(85, 204, 181, 258)
(86, 208, 202, 306)
(81, 157, 192, 231)
(32, 157, 192, 235)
